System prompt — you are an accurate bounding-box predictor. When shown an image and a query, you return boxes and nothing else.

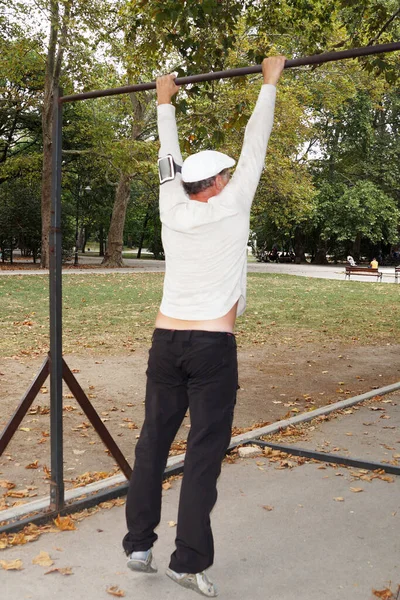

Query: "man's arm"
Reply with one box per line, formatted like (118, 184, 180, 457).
(220, 56, 285, 211)
(157, 74, 183, 172)
(157, 74, 187, 217)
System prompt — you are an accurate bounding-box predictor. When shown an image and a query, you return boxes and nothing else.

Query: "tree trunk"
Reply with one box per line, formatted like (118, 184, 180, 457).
(293, 227, 307, 264)
(99, 225, 105, 256)
(41, 101, 52, 268)
(353, 232, 362, 262)
(313, 238, 329, 264)
(101, 174, 132, 267)
(101, 93, 147, 267)
(77, 226, 85, 251)
(40, 0, 72, 268)
(137, 208, 151, 259)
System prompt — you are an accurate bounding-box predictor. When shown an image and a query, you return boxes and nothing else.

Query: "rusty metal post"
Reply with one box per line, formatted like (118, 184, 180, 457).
(49, 87, 65, 511)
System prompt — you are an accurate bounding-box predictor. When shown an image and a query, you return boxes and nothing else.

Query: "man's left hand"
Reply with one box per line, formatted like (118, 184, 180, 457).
(156, 74, 180, 105)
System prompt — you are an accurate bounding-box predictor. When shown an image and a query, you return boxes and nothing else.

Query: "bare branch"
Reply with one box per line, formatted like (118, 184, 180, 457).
(368, 8, 400, 46)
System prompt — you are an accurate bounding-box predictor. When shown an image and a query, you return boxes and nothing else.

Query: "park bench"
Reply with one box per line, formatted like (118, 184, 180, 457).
(345, 265, 382, 281)
(395, 266, 400, 283)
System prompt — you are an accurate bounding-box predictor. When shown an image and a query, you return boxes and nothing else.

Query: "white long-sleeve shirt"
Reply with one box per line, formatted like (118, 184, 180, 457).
(158, 83, 277, 320)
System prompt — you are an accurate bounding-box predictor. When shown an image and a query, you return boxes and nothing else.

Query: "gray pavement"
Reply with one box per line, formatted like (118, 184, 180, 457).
(1, 395, 399, 600)
(1, 255, 399, 283)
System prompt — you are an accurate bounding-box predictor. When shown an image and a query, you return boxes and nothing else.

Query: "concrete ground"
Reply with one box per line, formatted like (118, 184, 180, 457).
(1, 256, 399, 283)
(1, 395, 399, 600)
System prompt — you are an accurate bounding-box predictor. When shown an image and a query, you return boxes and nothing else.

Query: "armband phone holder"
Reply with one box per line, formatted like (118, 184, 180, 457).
(158, 154, 182, 184)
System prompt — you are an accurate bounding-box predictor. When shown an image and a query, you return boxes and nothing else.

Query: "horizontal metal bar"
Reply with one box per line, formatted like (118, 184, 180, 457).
(249, 440, 400, 476)
(0, 458, 184, 535)
(60, 42, 400, 103)
(228, 380, 400, 449)
(0, 483, 129, 534)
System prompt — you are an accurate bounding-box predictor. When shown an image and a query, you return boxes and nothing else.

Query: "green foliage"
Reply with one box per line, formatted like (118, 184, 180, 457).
(317, 180, 399, 245)
(0, 178, 41, 260)
(1, 0, 400, 261)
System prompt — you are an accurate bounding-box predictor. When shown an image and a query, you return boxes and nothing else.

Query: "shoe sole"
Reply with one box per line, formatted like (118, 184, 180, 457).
(166, 568, 218, 597)
(127, 558, 157, 574)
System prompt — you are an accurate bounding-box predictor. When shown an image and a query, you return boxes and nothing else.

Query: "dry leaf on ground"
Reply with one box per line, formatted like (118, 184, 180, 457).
(45, 567, 73, 575)
(168, 521, 177, 527)
(25, 460, 39, 469)
(372, 587, 397, 599)
(0, 480, 16, 490)
(106, 586, 125, 597)
(0, 559, 23, 570)
(162, 482, 171, 490)
(32, 551, 54, 567)
(350, 487, 364, 493)
(7, 532, 27, 547)
(334, 497, 344, 502)
(53, 515, 76, 531)
(6, 489, 30, 498)
(262, 505, 274, 511)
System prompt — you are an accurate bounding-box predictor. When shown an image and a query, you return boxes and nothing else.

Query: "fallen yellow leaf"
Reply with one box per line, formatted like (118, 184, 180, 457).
(162, 481, 171, 490)
(0, 559, 23, 570)
(372, 588, 395, 599)
(334, 497, 344, 502)
(106, 586, 125, 597)
(32, 551, 54, 567)
(9, 532, 27, 546)
(262, 505, 274, 511)
(0, 480, 16, 490)
(350, 487, 364, 493)
(45, 567, 73, 575)
(7, 489, 30, 498)
(53, 515, 76, 531)
(378, 475, 394, 483)
(168, 521, 177, 527)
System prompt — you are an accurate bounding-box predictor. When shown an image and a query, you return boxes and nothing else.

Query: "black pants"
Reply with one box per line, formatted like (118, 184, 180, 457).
(122, 328, 238, 573)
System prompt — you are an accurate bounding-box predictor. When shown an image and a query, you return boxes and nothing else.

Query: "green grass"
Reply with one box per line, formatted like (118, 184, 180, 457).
(0, 272, 399, 357)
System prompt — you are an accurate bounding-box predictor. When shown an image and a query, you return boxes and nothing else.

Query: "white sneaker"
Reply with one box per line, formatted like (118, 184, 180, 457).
(166, 567, 218, 597)
(127, 549, 157, 573)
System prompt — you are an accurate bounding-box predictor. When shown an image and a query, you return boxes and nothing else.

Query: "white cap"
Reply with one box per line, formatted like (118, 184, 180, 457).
(181, 150, 236, 183)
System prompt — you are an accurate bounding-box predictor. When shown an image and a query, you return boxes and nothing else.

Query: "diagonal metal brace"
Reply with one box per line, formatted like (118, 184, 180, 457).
(62, 359, 132, 480)
(0, 357, 49, 457)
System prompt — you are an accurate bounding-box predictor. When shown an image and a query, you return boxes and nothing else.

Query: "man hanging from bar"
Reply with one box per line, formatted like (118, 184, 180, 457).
(122, 55, 286, 597)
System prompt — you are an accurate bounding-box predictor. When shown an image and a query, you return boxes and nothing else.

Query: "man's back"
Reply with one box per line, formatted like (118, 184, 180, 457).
(158, 82, 278, 322)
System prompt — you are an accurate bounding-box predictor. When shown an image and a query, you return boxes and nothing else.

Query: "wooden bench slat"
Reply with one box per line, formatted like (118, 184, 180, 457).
(344, 266, 382, 281)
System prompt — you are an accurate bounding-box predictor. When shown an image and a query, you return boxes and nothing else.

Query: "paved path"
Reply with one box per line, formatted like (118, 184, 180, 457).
(1, 256, 398, 283)
(1, 396, 399, 600)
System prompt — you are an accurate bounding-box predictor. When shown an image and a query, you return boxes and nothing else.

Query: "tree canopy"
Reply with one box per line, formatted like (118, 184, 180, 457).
(0, 0, 399, 265)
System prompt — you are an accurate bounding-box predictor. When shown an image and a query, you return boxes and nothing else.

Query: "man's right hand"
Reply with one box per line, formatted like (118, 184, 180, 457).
(156, 74, 180, 105)
(262, 56, 286, 86)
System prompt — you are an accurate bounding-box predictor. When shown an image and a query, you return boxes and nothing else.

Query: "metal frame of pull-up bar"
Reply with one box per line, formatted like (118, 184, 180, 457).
(1, 41, 399, 534)
(61, 41, 400, 102)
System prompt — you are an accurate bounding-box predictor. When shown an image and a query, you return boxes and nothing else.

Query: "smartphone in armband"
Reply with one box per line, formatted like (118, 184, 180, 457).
(158, 154, 182, 184)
